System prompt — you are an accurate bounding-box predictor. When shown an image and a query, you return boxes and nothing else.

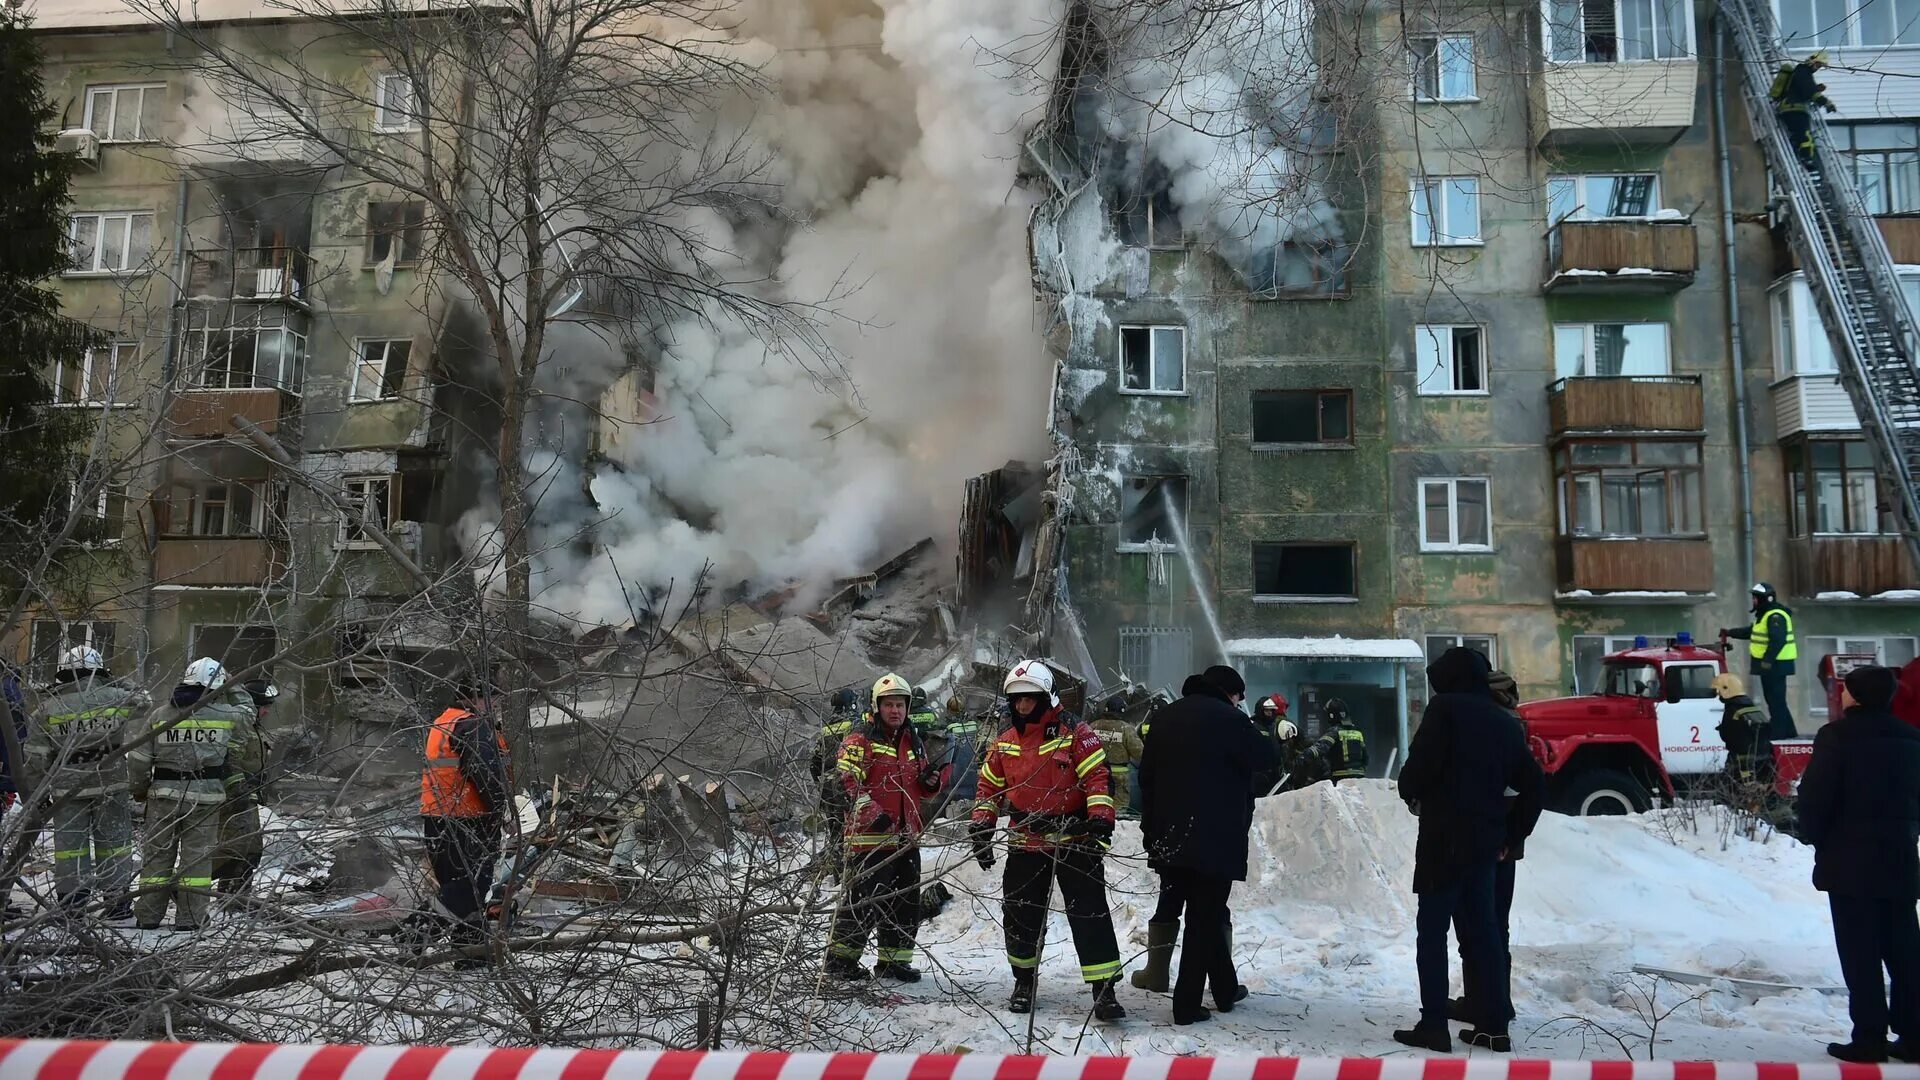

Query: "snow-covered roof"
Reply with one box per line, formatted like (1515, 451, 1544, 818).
(1224, 637, 1424, 663)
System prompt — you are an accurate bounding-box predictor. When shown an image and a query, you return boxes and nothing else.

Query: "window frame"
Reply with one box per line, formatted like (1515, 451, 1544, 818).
(1418, 476, 1494, 552)
(1777, 0, 1920, 49)
(1553, 321, 1673, 378)
(1546, 173, 1664, 224)
(179, 322, 307, 393)
(188, 624, 279, 680)
(1258, 239, 1355, 298)
(365, 200, 427, 266)
(349, 338, 413, 402)
(1544, 0, 1697, 62)
(28, 619, 118, 684)
(1250, 388, 1355, 447)
(1251, 541, 1360, 602)
(373, 71, 420, 132)
(1831, 123, 1920, 214)
(65, 470, 128, 545)
(1425, 633, 1498, 668)
(1118, 324, 1187, 396)
(1785, 439, 1891, 537)
(65, 210, 156, 276)
(82, 82, 165, 143)
(1411, 175, 1483, 247)
(51, 341, 136, 407)
(1414, 324, 1488, 395)
(164, 480, 270, 538)
(1409, 34, 1479, 102)
(1554, 437, 1706, 538)
(339, 474, 399, 548)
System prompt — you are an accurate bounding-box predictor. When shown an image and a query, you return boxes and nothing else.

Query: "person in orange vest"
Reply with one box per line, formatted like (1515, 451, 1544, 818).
(420, 681, 513, 948)
(970, 659, 1125, 1021)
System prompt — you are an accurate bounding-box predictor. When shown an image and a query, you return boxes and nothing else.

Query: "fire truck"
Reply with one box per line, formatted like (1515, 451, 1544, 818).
(1517, 633, 1815, 816)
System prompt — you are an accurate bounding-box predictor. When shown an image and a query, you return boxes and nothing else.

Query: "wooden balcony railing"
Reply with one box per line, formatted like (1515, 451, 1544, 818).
(1556, 537, 1713, 594)
(1545, 220, 1697, 292)
(1548, 375, 1705, 434)
(1789, 536, 1920, 597)
(153, 537, 286, 587)
(166, 387, 298, 439)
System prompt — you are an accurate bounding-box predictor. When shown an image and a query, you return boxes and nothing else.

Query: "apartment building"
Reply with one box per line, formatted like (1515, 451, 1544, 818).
(20, 3, 474, 731)
(1031, 0, 1920, 771)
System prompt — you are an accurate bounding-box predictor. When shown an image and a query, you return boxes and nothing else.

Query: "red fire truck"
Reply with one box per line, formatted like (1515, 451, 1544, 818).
(1517, 633, 1816, 816)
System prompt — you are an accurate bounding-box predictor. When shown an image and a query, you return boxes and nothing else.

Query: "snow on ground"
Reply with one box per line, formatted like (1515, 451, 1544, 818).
(882, 781, 1851, 1059)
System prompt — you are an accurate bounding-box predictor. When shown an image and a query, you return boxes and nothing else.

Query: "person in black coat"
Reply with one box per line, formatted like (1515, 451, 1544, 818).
(1138, 664, 1278, 1026)
(1393, 647, 1545, 1054)
(1797, 665, 1920, 1063)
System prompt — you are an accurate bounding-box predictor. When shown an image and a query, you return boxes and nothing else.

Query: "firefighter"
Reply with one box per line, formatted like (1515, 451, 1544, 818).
(1714, 673, 1775, 795)
(970, 660, 1126, 1021)
(908, 687, 940, 741)
(811, 687, 860, 874)
(1090, 695, 1136, 817)
(129, 658, 260, 931)
(1303, 698, 1368, 785)
(824, 673, 946, 981)
(419, 681, 513, 948)
(27, 645, 149, 919)
(937, 695, 984, 817)
(1251, 693, 1290, 795)
(1724, 582, 1799, 738)
(214, 679, 277, 897)
(1770, 51, 1834, 167)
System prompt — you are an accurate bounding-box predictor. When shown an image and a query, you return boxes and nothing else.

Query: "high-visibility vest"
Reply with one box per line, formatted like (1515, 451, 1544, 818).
(421, 707, 510, 817)
(1749, 608, 1798, 662)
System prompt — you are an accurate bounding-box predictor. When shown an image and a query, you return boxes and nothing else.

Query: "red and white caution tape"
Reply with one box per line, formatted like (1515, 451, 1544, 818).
(5, 1041, 1920, 1080)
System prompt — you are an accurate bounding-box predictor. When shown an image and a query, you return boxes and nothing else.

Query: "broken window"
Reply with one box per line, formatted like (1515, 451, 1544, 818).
(374, 72, 419, 131)
(1252, 542, 1356, 597)
(52, 342, 135, 406)
(366, 201, 425, 265)
(341, 475, 396, 546)
(61, 458, 127, 544)
(1119, 476, 1188, 547)
(1114, 161, 1184, 248)
(1546, 0, 1690, 61)
(1410, 35, 1476, 101)
(1547, 174, 1659, 224)
(351, 339, 411, 401)
(29, 620, 117, 683)
(1419, 476, 1493, 551)
(191, 624, 277, 678)
(1120, 325, 1185, 393)
(1118, 627, 1194, 694)
(1256, 240, 1354, 298)
(1251, 389, 1352, 445)
(1410, 176, 1481, 246)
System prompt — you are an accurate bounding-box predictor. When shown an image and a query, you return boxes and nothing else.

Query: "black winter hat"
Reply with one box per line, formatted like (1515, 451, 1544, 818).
(1203, 664, 1247, 698)
(1845, 665, 1899, 710)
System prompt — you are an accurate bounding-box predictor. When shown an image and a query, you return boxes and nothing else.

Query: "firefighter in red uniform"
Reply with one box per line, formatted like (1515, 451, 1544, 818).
(824, 673, 948, 981)
(971, 659, 1126, 1020)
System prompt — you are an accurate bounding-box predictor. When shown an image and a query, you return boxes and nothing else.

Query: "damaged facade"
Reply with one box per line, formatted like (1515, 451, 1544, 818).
(1020, 0, 1920, 770)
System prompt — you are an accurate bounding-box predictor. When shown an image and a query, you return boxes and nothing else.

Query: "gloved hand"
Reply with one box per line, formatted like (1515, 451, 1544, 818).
(868, 811, 894, 833)
(1078, 817, 1114, 845)
(969, 821, 996, 870)
(1824, 101, 1839, 112)
(919, 762, 946, 791)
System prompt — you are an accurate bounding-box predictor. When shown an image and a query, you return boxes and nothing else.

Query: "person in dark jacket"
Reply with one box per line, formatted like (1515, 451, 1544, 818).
(1394, 648, 1545, 1055)
(1450, 669, 1539, 1031)
(1796, 665, 1920, 1063)
(1138, 664, 1278, 1025)
(1724, 583, 1799, 738)
(1769, 52, 1834, 167)
(1712, 673, 1774, 798)
(1302, 698, 1368, 784)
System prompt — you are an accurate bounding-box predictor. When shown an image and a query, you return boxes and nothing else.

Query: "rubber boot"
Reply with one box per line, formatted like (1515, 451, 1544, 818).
(1091, 976, 1126, 1021)
(1129, 919, 1178, 992)
(1009, 970, 1035, 1013)
(1213, 920, 1246, 1012)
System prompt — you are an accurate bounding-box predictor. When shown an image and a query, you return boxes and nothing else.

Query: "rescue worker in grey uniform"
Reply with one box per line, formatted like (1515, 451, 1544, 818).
(129, 658, 262, 930)
(27, 645, 150, 918)
(214, 679, 277, 896)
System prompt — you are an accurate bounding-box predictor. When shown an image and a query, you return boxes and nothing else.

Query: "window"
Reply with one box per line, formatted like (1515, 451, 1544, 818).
(341, 475, 396, 546)
(165, 482, 266, 537)
(1251, 389, 1353, 445)
(1115, 165, 1184, 248)
(1414, 325, 1486, 395)
(1833, 124, 1920, 214)
(366, 201, 426, 265)
(84, 83, 165, 143)
(1119, 626, 1195, 694)
(28, 620, 117, 684)
(1254, 239, 1354, 298)
(1665, 664, 1720, 699)
(191, 625, 278, 678)
(1805, 636, 1919, 716)
(1419, 477, 1493, 551)
(52, 342, 135, 406)
(1411, 35, 1477, 101)
(1425, 634, 1498, 668)
(1787, 440, 1891, 535)
(1553, 322, 1670, 378)
(374, 72, 419, 131)
(1411, 176, 1482, 246)
(1780, 0, 1920, 48)
(1547, 174, 1660, 224)
(1772, 272, 1920, 376)
(351, 339, 412, 402)
(67, 211, 155, 274)
(1253, 542, 1357, 598)
(1118, 476, 1187, 548)
(180, 323, 307, 392)
(1555, 439, 1705, 537)
(1120, 325, 1185, 394)
(63, 462, 128, 544)
(1573, 633, 1649, 692)
(1545, 0, 1693, 60)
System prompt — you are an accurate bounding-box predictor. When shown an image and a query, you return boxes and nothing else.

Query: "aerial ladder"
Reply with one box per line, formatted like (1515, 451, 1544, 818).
(1720, 0, 1920, 579)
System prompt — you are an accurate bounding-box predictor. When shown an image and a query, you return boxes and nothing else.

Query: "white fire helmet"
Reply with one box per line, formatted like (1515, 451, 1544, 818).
(1275, 719, 1299, 741)
(1002, 660, 1058, 706)
(870, 672, 912, 709)
(57, 646, 105, 674)
(182, 657, 228, 690)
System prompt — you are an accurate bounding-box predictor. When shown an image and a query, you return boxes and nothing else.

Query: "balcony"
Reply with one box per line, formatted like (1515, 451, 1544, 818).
(153, 536, 286, 588)
(1537, 60, 1698, 149)
(185, 247, 310, 306)
(1556, 537, 1713, 597)
(1544, 220, 1697, 294)
(1790, 536, 1920, 598)
(1772, 374, 1862, 437)
(1549, 375, 1705, 435)
(166, 386, 300, 439)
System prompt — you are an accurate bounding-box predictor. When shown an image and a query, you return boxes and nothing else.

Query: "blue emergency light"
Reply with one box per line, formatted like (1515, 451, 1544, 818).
(1675, 631, 1694, 646)
(1634, 635, 1649, 648)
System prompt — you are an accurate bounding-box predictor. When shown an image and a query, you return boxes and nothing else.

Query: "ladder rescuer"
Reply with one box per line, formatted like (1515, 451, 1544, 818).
(1770, 51, 1834, 167)
(823, 673, 947, 982)
(970, 659, 1126, 1021)
(420, 681, 513, 948)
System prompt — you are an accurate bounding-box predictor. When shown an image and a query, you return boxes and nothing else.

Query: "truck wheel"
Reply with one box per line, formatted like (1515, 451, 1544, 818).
(1559, 769, 1652, 816)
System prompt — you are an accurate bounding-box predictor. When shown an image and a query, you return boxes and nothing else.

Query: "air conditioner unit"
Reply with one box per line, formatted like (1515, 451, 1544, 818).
(54, 128, 100, 169)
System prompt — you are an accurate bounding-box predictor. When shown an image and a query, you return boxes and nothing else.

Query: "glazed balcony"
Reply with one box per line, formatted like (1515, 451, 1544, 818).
(1537, 60, 1698, 149)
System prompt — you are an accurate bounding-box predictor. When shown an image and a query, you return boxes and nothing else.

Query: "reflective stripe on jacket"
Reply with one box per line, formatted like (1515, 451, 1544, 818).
(130, 686, 258, 805)
(421, 707, 510, 817)
(972, 707, 1113, 851)
(1749, 607, 1798, 662)
(837, 719, 941, 848)
(28, 679, 149, 797)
